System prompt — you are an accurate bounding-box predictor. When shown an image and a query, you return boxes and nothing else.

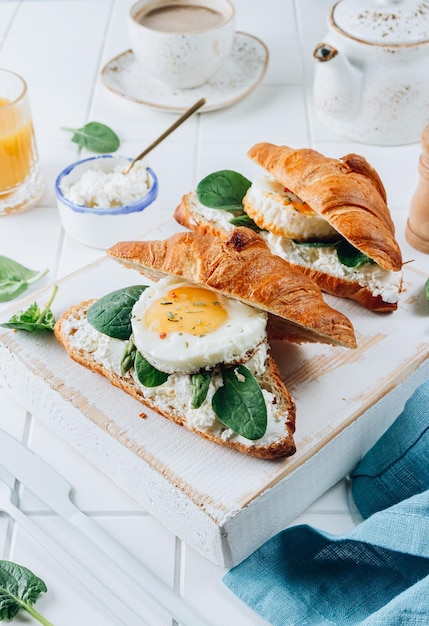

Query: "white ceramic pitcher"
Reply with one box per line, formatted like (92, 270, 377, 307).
(313, 0, 429, 145)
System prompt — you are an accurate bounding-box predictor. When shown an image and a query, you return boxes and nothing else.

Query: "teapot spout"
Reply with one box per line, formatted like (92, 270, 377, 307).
(313, 43, 362, 119)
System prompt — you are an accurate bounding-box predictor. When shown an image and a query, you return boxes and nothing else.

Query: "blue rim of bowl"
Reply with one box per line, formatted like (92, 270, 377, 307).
(55, 154, 158, 215)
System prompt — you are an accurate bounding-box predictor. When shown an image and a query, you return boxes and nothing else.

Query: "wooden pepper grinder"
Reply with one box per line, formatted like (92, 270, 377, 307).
(406, 123, 429, 253)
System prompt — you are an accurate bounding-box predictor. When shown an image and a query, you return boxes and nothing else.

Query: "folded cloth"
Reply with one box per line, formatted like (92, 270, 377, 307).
(351, 378, 429, 518)
(223, 379, 429, 625)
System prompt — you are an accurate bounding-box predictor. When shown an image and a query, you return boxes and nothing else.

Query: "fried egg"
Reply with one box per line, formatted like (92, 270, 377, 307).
(131, 276, 268, 374)
(244, 176, 338, 241)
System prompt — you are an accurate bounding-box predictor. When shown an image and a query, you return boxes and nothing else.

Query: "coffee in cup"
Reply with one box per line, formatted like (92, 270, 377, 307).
(128, 0, 235, 90)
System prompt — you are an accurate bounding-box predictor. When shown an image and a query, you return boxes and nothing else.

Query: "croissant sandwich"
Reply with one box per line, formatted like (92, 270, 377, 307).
(174, 143, 403, 312)
(55, 228, 356, 459)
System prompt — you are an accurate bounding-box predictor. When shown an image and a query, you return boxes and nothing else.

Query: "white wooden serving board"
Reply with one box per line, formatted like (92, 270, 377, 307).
(0, 220, 428, 567)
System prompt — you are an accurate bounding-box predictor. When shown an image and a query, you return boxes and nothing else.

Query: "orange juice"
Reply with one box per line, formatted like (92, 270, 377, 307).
(0, 69, 43, 214)
(0, 96, 36, 191)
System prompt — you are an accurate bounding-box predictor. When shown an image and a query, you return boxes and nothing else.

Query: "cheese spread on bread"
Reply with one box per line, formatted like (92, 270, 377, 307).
(264, 233, 401, 304)
(60, 311, 288, 447)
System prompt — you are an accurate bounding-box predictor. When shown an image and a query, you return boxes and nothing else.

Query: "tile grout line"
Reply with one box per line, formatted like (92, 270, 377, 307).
(172, 535, 183, 626)
(292, 0, 313, 147)
(0, 0, 20, 55)
(84, 0, 116, 126)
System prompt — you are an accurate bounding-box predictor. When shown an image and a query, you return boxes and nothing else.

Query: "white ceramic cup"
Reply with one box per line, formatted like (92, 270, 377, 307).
(128, 0, 235, 89)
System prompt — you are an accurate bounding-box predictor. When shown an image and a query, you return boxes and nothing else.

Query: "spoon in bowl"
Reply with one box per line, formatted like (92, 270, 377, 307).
(123, 97, 206, 175)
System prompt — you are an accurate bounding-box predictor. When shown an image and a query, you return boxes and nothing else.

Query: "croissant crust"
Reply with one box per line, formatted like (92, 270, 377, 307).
(108, 228, 356, 349)
(247, 142, 402, 271)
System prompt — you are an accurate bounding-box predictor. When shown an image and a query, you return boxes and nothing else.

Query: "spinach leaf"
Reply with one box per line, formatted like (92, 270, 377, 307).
(293, 238, 375, 268)
(196, 170, 252, 212)
(135, 351, 169, 387)
(190, 370, 211, 408)
(0, 560, 52, 625)
(87, 286, 148, 340)
(0, 256, 48, 302)
(336, 239, 375, 268)
(62, 121, 120, 153)
(425, 278, 429, 303)
(229, 214, 261, 232)
(1, 285, 58, 332)
(212, 364, 267, 440)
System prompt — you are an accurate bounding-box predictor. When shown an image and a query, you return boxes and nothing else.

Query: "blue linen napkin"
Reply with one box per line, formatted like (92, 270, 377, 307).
(223, 379, 429, 625)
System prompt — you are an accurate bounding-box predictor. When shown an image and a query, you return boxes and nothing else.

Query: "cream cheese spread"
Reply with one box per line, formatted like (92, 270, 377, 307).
(63, 313, 287, 448)
(264, 232, 401, 304)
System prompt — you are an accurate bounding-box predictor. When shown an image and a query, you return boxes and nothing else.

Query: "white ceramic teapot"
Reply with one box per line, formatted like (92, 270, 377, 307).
(312, 0, 429, 145)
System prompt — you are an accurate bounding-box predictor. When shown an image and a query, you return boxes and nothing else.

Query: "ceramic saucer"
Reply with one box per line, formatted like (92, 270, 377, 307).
(101, 32, 269, 113)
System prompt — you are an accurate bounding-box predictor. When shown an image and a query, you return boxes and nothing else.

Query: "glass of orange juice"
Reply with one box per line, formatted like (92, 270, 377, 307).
(0, 68, 44, 215)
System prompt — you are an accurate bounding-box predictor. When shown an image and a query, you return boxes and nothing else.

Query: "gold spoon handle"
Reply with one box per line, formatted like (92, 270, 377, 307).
(123, 97, 206, 174)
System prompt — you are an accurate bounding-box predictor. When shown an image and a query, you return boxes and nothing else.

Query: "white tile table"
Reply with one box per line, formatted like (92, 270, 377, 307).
(0, 1, 427, 624)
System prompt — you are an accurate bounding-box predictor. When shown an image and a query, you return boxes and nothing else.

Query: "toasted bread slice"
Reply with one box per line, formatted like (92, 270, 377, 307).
(174, 190, 402, 313)
(54, 299, 297, 459)
(108, 227, 357, 349)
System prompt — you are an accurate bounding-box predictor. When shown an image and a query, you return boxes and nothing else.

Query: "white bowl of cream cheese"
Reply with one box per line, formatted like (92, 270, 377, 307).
(55, 154, 158, 249)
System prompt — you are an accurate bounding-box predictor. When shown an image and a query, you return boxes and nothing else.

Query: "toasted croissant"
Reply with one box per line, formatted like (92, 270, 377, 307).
(108, 227, 357, 349)
(247, 142, 402, 272)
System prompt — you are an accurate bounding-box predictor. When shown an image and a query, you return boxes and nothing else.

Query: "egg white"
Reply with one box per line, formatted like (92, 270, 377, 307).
(244, 176, 338, 241)
(131, 276, 268, 374)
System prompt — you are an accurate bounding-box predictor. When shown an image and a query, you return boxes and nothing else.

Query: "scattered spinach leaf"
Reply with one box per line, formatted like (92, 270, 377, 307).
(135, 351, 169, 387)
(87, 286, 148, 340)
(425, 278, 429, 303)
(62, 121, 120, 153)
(0, 256, 48, 302)
(0, 285, 58, 332)
(0, 560, 53, 625)
(336, 239, 375, 268)
(196, 170, 252, 212)
(212, 364, 267, 440)
(190, 370, 211, 408)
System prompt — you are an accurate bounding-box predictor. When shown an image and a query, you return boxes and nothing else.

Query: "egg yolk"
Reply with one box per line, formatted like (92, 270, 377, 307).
(144, 286, 228, 337)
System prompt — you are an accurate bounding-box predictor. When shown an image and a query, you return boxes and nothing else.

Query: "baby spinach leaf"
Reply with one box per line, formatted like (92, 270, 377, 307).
(0, 560, 53, 625)
(212, 364, 267, 440)
(196, 170, 252, 212)
(0, 256, 49, 302)
(62, 121, 120, 153)
(336, 239, 375, 268)
(135, 351, 169, 387)
(293, 238, 375, 268)
(425, 278, 429, 303)
(190, 370, 211, 408)
(87, 285, 148, 340)
(1, 285, 58, 332)
(229, 214, 261, 232)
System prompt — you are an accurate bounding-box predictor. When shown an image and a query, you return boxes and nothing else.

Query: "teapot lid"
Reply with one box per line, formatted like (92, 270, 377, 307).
(331, 0, 429, 45)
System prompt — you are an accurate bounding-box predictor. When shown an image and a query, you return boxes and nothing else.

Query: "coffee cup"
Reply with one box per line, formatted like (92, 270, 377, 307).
(128, 0, 235, 90)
